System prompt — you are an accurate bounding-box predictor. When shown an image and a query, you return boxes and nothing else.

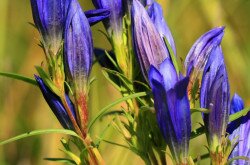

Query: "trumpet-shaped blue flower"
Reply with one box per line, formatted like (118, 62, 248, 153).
(200, 46, 230, 149)
(30, 0, 109, 55)
(64, 0, 94, 134)
(132, 0, 169, 80)
(35, 75, 75, 130)
(64, 0, 93, 94)
(148, 2, 176, 55)
(30, 0, 69, 54)
(185, 27, 224, 77)
(227, 94, 250, 164)
(149, 58, 191, 163)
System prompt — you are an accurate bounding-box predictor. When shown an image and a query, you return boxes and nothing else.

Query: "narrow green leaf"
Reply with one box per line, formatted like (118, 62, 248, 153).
(100, 110, 124, 119)
(95, 118, 115, 147)
(0, 72, 37, 86)
(229, 107, 250, 122)
(163, 37, 179, 74)
(191, 108, 210, 114)
(0, 129, 81, 146)
(88, 92, 148, 130)
(191, 126, 206, 139)
(60, 149, 81, 165)
(44, 158, 76, 165)
(100, 138, 129, 149)
(35, 66, 61, 96)
(102, 69, 121, 91)
(104, 50, 121, 72)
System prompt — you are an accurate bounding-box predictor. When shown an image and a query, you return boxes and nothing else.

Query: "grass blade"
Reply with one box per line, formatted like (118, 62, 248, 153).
(0, 72, 37, 86)
(0, 129, 81, 146)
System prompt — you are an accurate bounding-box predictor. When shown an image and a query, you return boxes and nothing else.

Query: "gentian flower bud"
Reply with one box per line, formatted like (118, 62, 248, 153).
(35, 75, 75, 130)
(149, 58, 191, 164)
(92, 0, 124, 36)
(65, 0, 93, 94)
(185, 27, 224, 77)
(227, 94, 250, 164)
(30, 0, 69, 55)
(148, 2, 176, 55)
(200, 46, 230, 151)
(132, 0, 169, 80)
(64, 0, 93, 134)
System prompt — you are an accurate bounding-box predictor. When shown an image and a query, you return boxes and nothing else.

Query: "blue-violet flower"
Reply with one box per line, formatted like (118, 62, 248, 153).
(148, 58, 191, 164)
(35, 75, 75, 130)
(200, 46, 230, 150)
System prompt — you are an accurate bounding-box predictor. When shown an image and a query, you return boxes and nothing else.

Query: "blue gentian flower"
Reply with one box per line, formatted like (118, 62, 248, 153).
(35, 75, 75, 130)
(132, 0, 169, 80)
(64, 0, 93, 94)
(200, 46, 230, 150)
(148, 58, 191, 164)
(30, 0, 69, 54)
(64, 0, 93, 133)
(30, 0, 108, 55)
(227, 94, 250, 165)
(185, 27, 224, 77)
(148, 2, 176, 55)
(92, 0, 124, 36)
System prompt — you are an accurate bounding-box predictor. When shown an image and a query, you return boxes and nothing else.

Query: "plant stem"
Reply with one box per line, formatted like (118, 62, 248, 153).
(61, 95, 83, 137)
(83, 136, 105, 165)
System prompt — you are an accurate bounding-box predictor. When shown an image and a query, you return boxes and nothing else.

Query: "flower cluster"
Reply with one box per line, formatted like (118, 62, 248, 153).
(31, 0, 110, 135)
(27, 0, 250, 164)
(30, 0, 110, 164)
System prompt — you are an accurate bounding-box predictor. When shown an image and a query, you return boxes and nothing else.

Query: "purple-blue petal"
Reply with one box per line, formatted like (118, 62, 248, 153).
(148, 2, 176, 55)
(167, 77, 191, 158)
(228, 117, 250, 164)
(230, 93, 244, 114)
(200, 46, 230, 143)
(85, 8, 110, 26)
(159, 58, 178, 91)
(30, 0, 69, 53)
(35, 75, 75, 130)
(64, 0, 93, 92)
(149, 61, 191, 162)
(150, 79, 179, 161)
(148, 65, 163, 87)
(227, 94, 246, 134)
(185, 27, 225, 76)
(132, 0, 169, 80)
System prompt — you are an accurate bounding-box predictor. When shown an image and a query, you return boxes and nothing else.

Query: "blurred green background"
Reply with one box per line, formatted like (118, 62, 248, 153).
(0, 0, 250, 164)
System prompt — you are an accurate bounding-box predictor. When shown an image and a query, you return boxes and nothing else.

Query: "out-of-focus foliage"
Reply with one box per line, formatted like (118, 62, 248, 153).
(0, 0, 250, 164)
